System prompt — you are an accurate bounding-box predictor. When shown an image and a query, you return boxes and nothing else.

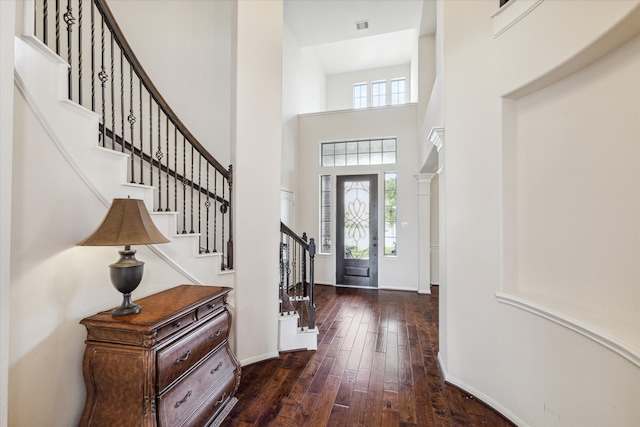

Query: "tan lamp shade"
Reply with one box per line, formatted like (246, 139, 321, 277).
(77, 198, 169, 247)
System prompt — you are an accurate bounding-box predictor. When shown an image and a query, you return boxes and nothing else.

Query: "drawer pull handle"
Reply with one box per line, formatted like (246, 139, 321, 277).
(207, 302, 217, 310)
(174, 390, 192, 408)
(173, 322, 182, 329)
(210, 329, 222, 339)
(215, 393, 227, 407)
(174, 350, 191, 365)
(210, 362, 223, 374)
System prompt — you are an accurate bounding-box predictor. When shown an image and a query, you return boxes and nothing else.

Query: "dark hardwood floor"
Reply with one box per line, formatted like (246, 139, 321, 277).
(224, 285, 514, 427)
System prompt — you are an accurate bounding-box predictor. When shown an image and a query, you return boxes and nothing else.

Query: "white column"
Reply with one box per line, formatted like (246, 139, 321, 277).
(0, 1, 16, 424)
(428, 126, 446, 366)
(416, 173, 436, 294)
(233, 0, 283, 365)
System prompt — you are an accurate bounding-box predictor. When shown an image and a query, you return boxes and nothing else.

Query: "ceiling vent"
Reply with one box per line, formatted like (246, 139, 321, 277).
(356, 20, 369, 31)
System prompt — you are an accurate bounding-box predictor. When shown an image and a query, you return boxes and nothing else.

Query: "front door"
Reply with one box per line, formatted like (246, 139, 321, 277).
(336, 174, 378, 287)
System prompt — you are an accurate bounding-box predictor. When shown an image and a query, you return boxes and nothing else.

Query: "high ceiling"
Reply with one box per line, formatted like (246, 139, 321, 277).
(283, 0, 436, 75)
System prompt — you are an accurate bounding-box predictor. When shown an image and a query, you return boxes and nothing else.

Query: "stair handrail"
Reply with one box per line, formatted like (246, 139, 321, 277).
(31, 0, 233, 268)
(92, 0, 229, 179)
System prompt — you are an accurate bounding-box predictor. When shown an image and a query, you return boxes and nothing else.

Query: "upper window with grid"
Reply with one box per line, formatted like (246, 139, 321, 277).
(372, 81, 386, 107)
(353, 83, 367, 109)
(321, 138, 397, 167)
(391, 78, 405, 105)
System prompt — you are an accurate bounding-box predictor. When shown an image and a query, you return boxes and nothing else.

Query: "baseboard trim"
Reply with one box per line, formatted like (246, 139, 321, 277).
(437, 352, 527, 427)
(240, 351, 279, 367)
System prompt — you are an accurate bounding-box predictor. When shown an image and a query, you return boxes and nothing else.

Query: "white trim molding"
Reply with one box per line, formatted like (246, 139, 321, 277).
(428, 126, 444, 152)
(497, 291, 640, 368)
(492, 0, 545, 38)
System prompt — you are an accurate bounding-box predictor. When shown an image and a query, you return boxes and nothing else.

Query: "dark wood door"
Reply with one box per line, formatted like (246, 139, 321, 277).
(336, 174, 378, 287)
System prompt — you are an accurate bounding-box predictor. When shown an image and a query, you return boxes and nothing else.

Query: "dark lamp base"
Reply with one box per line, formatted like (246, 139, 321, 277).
(112, 292, 142, 317)
(109, 247, 144, 317)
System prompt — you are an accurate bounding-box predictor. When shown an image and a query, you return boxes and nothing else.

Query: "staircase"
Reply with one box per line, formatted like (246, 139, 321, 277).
(16, 0, 318, 353)
(14, 7, 234, 289)
(279, 222, 318, 351)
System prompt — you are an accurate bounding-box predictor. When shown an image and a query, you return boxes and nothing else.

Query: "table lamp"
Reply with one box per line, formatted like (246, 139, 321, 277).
(77, 198, 170, 316)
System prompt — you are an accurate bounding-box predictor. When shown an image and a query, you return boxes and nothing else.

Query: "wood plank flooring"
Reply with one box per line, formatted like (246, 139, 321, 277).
(224, 285, 514, 427)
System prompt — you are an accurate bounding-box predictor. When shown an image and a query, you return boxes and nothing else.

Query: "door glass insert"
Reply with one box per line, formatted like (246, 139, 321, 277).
(343, 180, 370, 260)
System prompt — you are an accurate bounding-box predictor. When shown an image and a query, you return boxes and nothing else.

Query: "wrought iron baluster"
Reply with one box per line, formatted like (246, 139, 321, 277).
(198, 155, 202, 251)
(119, 48, 125, 153)
(77, 0, 82, 105)
(221, 176, 226, 263)
(55, 0, 60, 55)
(213, 170, 218, 253)
(43, 0, 48, 46)
(90, 1, 95, 112)
(181, 136, 187, 234)
(63, 0, 74, 100)
(98, 15, 107, 147)
(156, 105, 163, 211)
(205, 166, 210, 253)
(190, 145, 195, 234)
(148, 96, 153, 186)
(128, 64, 136, 183)
(174, 127, 178, 212)
(227, 165, 233, 269)
(110, 31, 115, 149)
(165, 117, 170, 211)
(138, 81, 144, 184)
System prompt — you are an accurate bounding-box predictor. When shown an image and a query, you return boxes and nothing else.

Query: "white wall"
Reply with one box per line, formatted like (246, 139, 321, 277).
(108, 0, 233, 166)
(281, 23, 326, 198)
(0, 2, 16, 425)
(297, 105, 419, 291)
(417, 35, 436, 121)
(326, 64, 411, 111)
(441, 1, 640, 425)
(514, 37, 640, 330)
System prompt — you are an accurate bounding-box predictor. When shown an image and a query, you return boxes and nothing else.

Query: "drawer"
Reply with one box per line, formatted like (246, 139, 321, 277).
(157, 310, 230, 391)
(196, 295, 225, 319)
(179, 370, 238, 427)
(157, 347, 235, 427)
(155, 311, 196, 342)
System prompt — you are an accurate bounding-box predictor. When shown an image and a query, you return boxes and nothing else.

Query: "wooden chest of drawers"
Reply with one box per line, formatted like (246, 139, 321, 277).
(79, 285, 240, 427)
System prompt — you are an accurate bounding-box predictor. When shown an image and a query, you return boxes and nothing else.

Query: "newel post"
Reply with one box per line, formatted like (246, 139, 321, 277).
(308, 238, 316, 330)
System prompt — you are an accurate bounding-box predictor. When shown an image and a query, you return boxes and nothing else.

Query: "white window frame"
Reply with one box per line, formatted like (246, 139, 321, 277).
(391, 78, 406, 105)
(372, 80, 386, 107)
(353, 83, 367, 109)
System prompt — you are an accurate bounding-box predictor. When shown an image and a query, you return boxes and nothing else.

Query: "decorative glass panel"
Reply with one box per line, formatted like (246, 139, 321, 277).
(320, 175, 332, 253)
(384, 172, 397, 256)
(343, 180, 370, 260)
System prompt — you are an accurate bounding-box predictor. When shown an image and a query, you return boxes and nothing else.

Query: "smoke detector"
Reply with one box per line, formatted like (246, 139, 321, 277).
(356, 20, 369, 31)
